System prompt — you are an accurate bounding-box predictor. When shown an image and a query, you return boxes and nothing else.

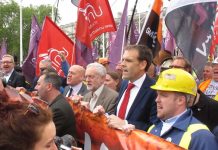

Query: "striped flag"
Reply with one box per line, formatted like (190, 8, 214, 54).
(137, 0, 163, 58)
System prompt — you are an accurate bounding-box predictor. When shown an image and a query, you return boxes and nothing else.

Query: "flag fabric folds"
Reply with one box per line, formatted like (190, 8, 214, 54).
(75, 39, 94, 67)
(108, 0, 128, 70)
(210, 6, 218, 58)
(165, 0, 217, 78)
(164, 29, 176, 55)
(130, 20, 140, 45)
(137, 0, 163, 58)
(22, 16, 41, 84)
(76, 0, 116, 48)
(0, 38, 7, 60)
(75, 0, 116, 67)
(36, 16, 75, 77)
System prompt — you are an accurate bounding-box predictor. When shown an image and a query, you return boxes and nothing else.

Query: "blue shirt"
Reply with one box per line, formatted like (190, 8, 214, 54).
(149, 109, 218, 150)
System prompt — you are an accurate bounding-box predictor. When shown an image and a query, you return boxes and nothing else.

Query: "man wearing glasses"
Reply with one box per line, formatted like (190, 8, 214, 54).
(1, 54, 26, 88)
(169, 56, 218, 131)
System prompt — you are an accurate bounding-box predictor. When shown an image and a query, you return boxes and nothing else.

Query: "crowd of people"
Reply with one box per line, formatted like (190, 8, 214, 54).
(1, 44, 218, 149)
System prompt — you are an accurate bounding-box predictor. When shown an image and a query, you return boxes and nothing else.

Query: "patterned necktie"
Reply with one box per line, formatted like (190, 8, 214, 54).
(118, 83, 135, 119)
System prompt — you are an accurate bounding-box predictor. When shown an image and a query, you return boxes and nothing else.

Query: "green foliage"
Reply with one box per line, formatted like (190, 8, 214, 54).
(0, 0, 59, 63)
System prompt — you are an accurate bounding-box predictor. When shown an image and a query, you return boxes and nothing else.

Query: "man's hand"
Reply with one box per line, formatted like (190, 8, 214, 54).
(58, 51, 66, 61)
(122, 124, 135, 135)
(93, 105, 105, 115)
(16, 87, 26, 93)
(71, 95, 83, 103)
(107, 114, 126, 130)
(80, 101, 90, 109)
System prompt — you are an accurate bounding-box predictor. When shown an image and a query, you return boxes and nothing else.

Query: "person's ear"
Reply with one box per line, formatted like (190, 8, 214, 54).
(140, 60, 147, 71)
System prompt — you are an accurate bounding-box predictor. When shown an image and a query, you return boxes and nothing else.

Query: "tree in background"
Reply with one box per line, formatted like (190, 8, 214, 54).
(0, 0, 59, 63)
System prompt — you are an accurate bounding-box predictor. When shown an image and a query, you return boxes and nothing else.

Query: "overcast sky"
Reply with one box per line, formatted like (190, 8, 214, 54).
(14, 0, 155, 25)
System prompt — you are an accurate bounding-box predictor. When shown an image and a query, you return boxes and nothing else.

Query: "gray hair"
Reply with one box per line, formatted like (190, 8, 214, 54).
(2, 54, 15, 63)
(86, 62, 106, 76)
(40, 58, 52, 66)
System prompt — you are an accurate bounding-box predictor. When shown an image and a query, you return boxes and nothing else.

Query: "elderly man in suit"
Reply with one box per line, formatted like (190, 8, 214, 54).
(63, 65, 88, 97)
(83, 62, 118, 114)
(35, 72, 76, 137)
(1, 54, 26, 88)
(106, 45, 158, 131)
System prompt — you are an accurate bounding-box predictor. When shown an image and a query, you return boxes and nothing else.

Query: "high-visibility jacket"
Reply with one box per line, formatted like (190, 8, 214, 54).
(148, 109, 218, 150)
(199, 79, 218, 101)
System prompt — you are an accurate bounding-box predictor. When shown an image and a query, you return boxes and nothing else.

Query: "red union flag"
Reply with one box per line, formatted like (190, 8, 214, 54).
(76, 0, 116, 48)
(36, 16, 75, 77)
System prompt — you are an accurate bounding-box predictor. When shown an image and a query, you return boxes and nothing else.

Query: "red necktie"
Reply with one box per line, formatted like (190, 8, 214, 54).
(118, 83, 135, 119)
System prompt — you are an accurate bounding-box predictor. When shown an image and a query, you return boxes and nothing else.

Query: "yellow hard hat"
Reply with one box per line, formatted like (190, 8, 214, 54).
(151, 68, 197, 96)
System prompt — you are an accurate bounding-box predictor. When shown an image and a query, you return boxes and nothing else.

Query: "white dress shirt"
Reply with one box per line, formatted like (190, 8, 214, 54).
(3, 69, 14, 83)
(89, 84, 104, 111)
(117, 73, 146, 119)
(67, 82, 83, 96)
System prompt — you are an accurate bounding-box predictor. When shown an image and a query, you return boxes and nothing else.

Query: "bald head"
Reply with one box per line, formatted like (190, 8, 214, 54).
(67, 65, 85, 86)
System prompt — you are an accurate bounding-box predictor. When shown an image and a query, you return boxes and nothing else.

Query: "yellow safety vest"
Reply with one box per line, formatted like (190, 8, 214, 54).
(147, 124, 209, 149)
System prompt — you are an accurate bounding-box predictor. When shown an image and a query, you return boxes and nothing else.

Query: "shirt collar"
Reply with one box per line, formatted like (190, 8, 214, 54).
(70, 82, 82, 94)
(161, 109, 188, 124)
(130, 73, 146, 88)
(4, 69, 14, 77)
(93, 84, 104, 98)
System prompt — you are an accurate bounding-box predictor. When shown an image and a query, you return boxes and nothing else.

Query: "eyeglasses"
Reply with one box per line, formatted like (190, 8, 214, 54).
(24, 103, 40, 115)
(1, 61, 13, 64)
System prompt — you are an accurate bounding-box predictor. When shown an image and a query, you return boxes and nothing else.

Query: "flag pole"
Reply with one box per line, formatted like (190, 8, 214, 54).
(54, 0, 60, 23)
(102, 33, 105, 58)
(126, 0, 139, 40)
(20, 0, 23, 66)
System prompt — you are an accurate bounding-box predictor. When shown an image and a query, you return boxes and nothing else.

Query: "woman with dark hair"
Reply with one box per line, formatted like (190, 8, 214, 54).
(104, 71, 121, 92)
(0, 101, 57, 150)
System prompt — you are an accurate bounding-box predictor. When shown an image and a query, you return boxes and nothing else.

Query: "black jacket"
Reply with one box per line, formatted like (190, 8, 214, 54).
(191, 90, 218, 131)
(49, 94, 76, 137)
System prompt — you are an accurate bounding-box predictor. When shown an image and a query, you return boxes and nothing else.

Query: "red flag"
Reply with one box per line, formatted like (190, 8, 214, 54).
(210, 6, 218, 59)
(36, 16, 75, 77)
(76, 0, 116, 48)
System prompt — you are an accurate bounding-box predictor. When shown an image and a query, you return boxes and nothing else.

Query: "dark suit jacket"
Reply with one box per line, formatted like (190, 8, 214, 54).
(115, 75, 158, 131)
(191, 90, 218, 131)
(49, 94, 76, 137)
(63, 83, 88, 96)
(83, 85, 118, 114)
(7, 70, 26, 88)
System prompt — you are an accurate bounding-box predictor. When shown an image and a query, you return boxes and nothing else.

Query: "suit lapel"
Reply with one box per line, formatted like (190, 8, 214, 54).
(115, 81, 128, 114)
(95, 86, 107, 107)
(126, 76, 153, 119)
(7, 71, 15, 85)
(64, 86, 70, 96)
(78, 83, 87, 95)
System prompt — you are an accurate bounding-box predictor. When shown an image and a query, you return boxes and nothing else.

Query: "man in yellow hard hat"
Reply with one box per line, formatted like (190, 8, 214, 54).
(148, 68, 218, 150)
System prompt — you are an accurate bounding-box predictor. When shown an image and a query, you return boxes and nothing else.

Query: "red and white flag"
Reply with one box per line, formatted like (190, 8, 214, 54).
(76, 0, 116, 48)
(36, 16, 75, 77)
